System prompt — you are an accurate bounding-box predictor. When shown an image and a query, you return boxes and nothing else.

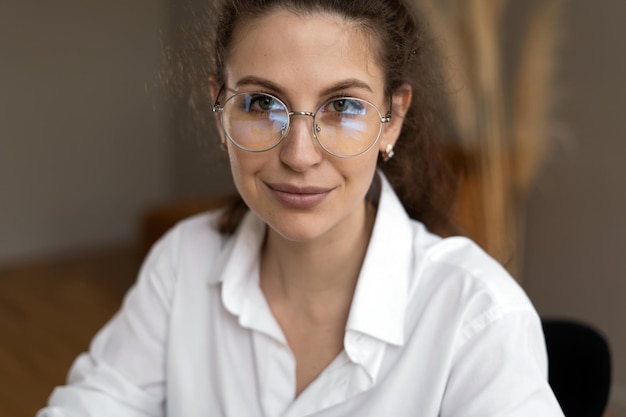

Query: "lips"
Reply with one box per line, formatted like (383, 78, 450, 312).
(265, 182, 333, 209)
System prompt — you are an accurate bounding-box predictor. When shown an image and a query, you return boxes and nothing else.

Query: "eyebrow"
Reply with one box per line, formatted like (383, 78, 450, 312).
(234, 76, 374, 97)
(234, 77, 285, 95)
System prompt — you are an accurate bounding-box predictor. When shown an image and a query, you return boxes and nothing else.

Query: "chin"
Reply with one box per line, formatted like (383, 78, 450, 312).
(263, 212, 332, 244)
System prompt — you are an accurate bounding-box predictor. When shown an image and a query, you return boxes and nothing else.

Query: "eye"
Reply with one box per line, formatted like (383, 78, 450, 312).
(250, 94, 281, 112)
(327, 98, 365, 115)
(331, 99, 347, 112)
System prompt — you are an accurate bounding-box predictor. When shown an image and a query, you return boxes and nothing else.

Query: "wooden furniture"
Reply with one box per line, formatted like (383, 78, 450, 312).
(0, 248, 138, 417)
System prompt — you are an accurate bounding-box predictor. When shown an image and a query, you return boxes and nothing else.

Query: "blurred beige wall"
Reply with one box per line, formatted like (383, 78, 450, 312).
(164, 0, 235, 200)
(513, 1, 626, 413)
(0, 0, 170, 262)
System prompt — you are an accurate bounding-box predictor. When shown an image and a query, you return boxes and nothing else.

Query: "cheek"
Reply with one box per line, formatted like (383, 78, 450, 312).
(226, 149, 251, 187)
(227, 152, 260, 211)
(226, 147, 268, 190)
(341, 151, 380, 190)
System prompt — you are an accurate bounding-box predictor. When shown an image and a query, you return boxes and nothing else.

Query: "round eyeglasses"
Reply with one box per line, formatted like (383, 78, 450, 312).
(212, 91, 392, 158)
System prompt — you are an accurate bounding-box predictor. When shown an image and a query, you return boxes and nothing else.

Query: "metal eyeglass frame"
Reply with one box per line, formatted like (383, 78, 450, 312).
(212, 86, 393, 158)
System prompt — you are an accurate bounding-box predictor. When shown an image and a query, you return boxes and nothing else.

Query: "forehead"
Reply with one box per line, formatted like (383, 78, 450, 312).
(224, 9, 385, 97)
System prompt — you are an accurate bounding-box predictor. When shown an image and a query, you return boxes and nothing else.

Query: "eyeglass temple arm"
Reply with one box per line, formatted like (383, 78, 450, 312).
(381, 96, 393, 123)
(212, 85, 226, 112)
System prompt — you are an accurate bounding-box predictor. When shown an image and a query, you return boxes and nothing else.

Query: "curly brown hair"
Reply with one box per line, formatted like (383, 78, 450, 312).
(167, 0, 459, 236)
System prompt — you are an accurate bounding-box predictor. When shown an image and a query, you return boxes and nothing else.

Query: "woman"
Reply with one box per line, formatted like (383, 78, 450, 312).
(39, 0, 564, 416)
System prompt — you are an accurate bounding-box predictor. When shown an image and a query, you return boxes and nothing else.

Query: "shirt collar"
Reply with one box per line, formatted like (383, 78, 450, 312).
(209, 211, 265, 284)
(209, 211, 265, 307)
(345, 172, 414, 347)
(339, 173, 416, 383)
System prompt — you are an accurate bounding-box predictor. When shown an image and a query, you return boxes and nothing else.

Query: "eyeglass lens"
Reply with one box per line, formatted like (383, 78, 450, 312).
(220, 92, 383, 157)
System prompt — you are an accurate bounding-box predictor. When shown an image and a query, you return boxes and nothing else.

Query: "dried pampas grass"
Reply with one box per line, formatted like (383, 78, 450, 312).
(415, 0, 565, 279)
(512, 0, 565, 195)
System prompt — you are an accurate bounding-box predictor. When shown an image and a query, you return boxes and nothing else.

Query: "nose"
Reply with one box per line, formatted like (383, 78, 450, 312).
(278, 113, 323, 172)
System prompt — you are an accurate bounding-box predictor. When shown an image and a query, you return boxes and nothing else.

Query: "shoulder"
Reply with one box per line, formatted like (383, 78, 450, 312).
(137, 210, 231, 295)
(162, 209, 225, 244)
(412, 224, 528, 303)
(420, 235, 525, 303)
(409, 228, 537, 346)
(150, 210, 227, 262)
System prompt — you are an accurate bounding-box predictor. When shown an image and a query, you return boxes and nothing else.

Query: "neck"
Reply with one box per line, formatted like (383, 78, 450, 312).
(260, 201, 376, 317)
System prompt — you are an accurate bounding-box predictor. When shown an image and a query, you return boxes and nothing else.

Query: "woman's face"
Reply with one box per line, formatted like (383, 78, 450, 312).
(214, 9, 409, 243)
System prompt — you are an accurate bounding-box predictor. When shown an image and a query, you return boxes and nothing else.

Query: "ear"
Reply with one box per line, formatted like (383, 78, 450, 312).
(379, 83, 412, 152)
(209, 77, 221, 104)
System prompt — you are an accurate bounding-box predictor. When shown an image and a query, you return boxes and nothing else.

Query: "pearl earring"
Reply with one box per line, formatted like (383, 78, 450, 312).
(382, 144, 395, 161)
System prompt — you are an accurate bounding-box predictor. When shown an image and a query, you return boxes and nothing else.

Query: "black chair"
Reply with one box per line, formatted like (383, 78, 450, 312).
(542, 319, 611, 417)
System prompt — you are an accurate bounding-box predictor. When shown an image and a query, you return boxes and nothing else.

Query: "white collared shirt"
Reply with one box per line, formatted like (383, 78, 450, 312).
(38, 175, 564, 417)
